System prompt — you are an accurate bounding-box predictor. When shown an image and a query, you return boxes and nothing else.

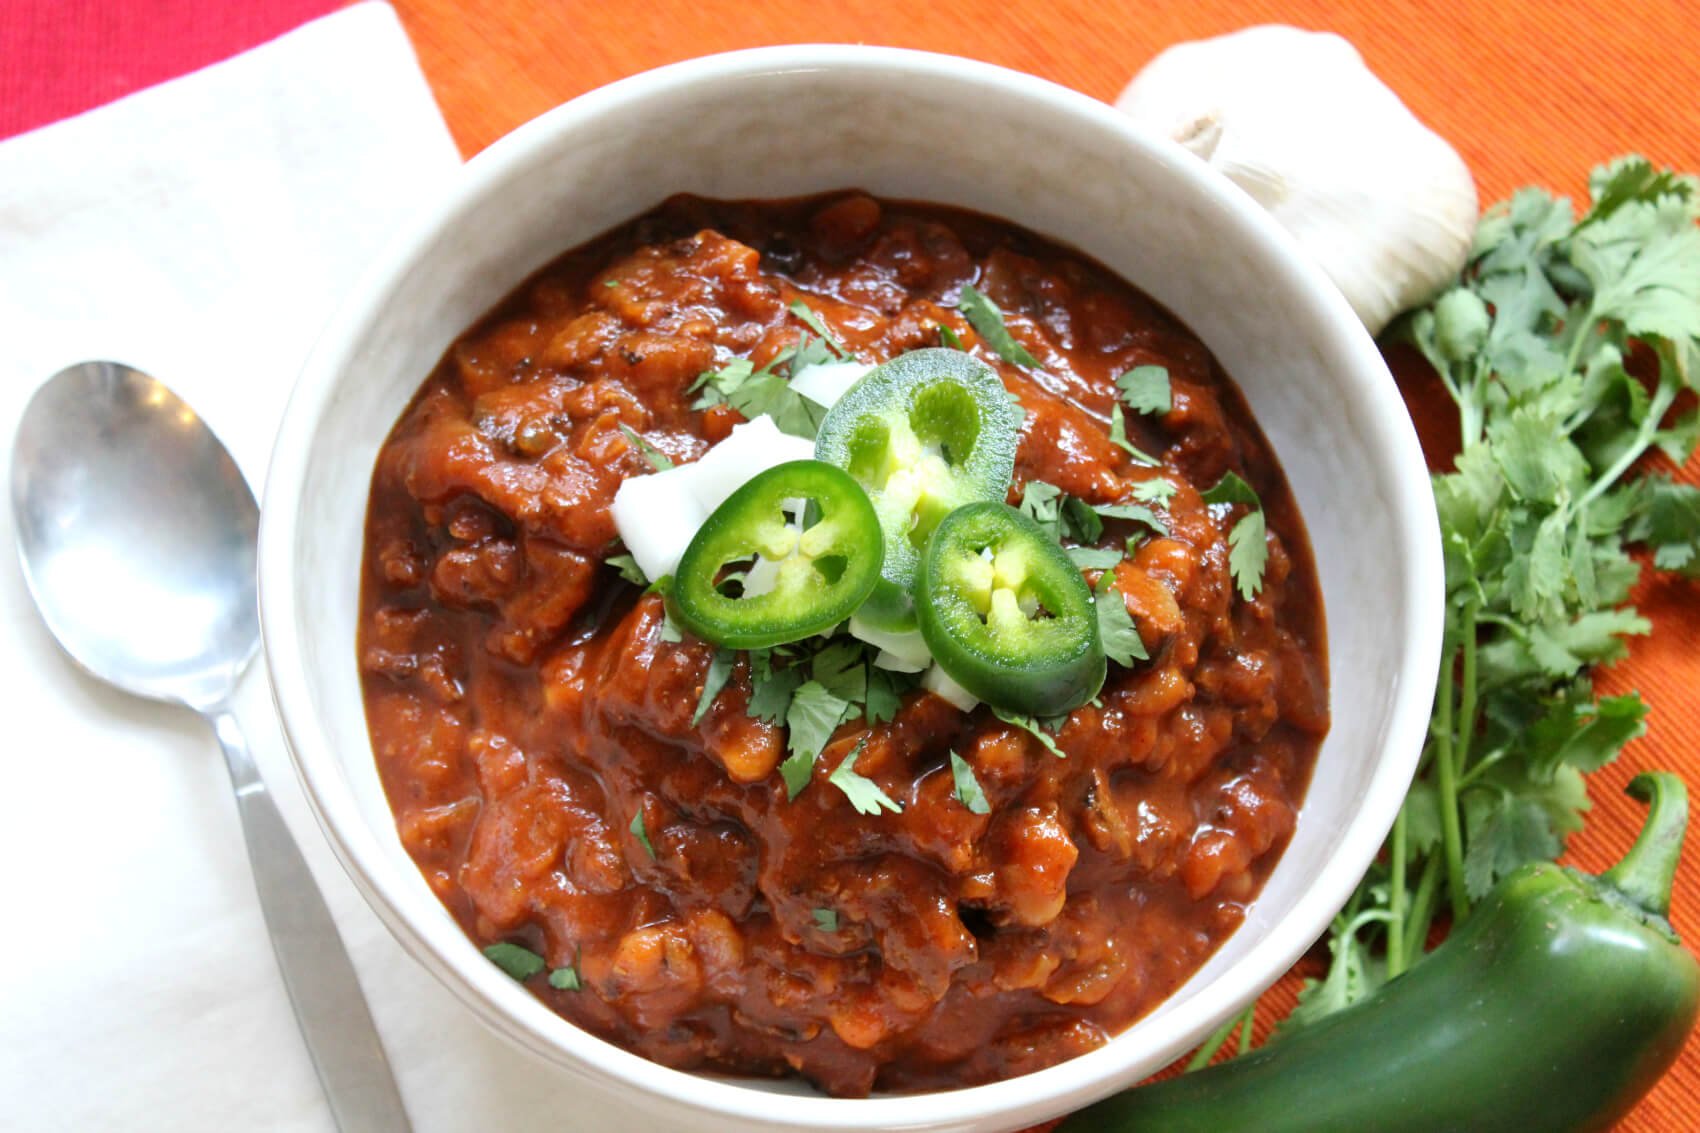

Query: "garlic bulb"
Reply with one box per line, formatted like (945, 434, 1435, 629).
(1115, 25, 1477, 335)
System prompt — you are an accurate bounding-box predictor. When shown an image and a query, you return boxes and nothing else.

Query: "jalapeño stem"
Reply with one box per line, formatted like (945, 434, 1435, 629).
(1601, 772, 1689, 920)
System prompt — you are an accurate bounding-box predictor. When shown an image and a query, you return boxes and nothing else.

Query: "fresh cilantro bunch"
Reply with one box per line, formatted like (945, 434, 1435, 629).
(1226, 157, 1700, 1048)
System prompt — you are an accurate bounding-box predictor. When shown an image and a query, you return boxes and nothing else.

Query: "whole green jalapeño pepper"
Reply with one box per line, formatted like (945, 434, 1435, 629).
(814, 348, 1020, 631)
(667, 460, 882, 650)
(1063, 772, 1700, 1133)
(915, 501, 1105, 717)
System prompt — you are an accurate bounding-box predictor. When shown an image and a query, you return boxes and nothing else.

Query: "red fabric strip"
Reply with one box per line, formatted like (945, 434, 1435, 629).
(0, 0, 341, 141)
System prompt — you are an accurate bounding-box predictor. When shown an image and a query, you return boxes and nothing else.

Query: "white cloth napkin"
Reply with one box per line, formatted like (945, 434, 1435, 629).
(0, 6, 631, 1129)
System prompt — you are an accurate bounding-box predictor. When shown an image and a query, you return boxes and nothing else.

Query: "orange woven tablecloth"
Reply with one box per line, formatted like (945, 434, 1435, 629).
(389, 0, 1700, 1125)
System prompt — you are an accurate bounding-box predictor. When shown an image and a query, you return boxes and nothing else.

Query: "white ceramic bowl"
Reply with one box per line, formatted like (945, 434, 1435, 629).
(260, 45, 1442, 1133)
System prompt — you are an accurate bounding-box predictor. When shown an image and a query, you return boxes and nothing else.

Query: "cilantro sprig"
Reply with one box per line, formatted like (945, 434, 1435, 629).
(1224, 157, 1700, 1058)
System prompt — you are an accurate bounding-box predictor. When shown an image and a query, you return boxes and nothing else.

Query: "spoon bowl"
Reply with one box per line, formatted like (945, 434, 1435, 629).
(12, 361, 258, 710)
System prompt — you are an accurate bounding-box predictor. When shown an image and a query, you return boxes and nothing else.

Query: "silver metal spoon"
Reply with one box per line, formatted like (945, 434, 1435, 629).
(11, 361, 411, 1133)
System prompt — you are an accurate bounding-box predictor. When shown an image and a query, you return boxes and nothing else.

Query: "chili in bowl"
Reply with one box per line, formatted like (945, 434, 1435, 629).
(260, 46, 1441, 1133)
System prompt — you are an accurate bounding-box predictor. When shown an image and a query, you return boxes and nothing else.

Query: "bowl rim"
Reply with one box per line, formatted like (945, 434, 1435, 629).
(259, 42, 1443, 1130)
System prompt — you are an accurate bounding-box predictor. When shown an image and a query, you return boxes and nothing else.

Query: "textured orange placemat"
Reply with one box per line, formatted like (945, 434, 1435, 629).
(389, 0, 1700, 1126)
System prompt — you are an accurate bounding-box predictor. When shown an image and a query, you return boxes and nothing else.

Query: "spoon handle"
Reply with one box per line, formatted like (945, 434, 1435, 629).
(210, 710, 413, 1132)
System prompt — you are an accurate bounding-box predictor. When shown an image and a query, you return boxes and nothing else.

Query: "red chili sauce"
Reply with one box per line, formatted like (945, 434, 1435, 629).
(358, 193, 1328, 1096)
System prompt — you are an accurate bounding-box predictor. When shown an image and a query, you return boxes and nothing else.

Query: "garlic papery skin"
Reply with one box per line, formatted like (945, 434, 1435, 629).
(1115, 25, 1477, 336)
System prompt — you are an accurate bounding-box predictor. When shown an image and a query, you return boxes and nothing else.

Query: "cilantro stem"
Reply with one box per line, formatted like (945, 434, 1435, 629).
(1386, 805, 1409, 979)
(1457, 747, 1510, 790)
(1456, 599, 1482, 776)
(1187, 1004, 1255, 1071)
(1439, 355, 1488, 451)
(1403, 852, 1443, 972)
(1434, 642, 1470, 924)
(1577, 376, 1680, 511)
(1458, 373, 1485, 453)
(1559, 302, 1599, 389)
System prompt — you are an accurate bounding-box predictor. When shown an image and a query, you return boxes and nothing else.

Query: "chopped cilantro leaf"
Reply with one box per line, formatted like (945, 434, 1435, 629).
(1202, 472, 1267, 599)
(1227, 511, 1269, 602)
(748, 659, 804, 726)
(690, 357, 753, 408)
(658, 606, 684, 644)
(1117, 365, 1172, 416)
(617, 423, 673, 471)
(828, 738, 903, 815)
(991, 707, 1066, 758)
(548, 965, 581, 990)
(1068, 546, 1124, 570)
(789, 300, 849, 357)
(780, 680, 851, 799)
(731, 365, 828, 439)
(1018, 478, 1165, 550)
(811, 640, 868, 705)
(778, 748, 815, 800)
(1094, 570, 1148, 666)
(484, 941, 546, 981)
(957, 284, 1040, 368)
(605, 552, 649, 587)
(812, 907, 840, 933)
(949, 751, 991, 815)
(1130, 478, 1179, 506)
(690, 348, 827, 439)
(629, 809, 656, 859)
(791, 333, 840, 374)
(1202, 470, 1261, 509)
(1108, 403, 1162, 466)
(692, 650, 736, 726)
(865, 667, 909, 725)
(1018, 480, 1064, 540)
(1094, 502, 1170, 538)
(1062, 496, 1104, 542)
(938, 324, 965, 350)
